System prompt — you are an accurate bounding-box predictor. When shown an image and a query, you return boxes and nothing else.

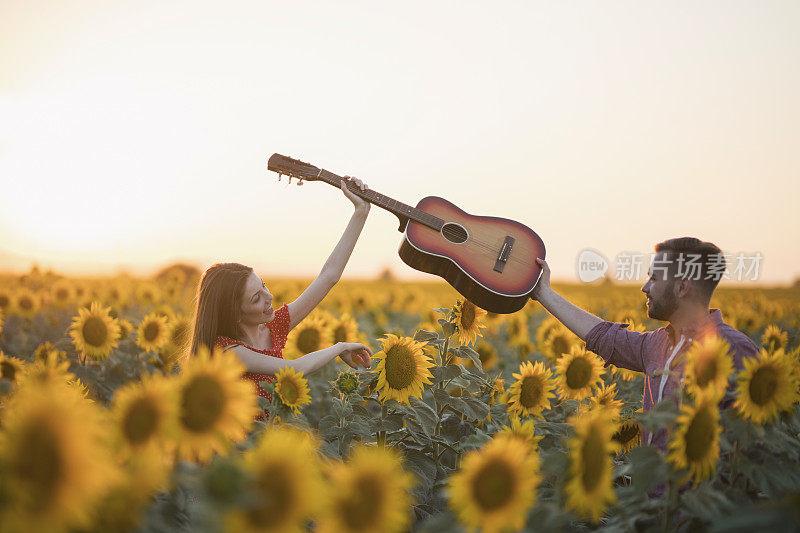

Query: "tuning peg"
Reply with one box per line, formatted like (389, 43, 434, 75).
(297, 179, 304, 186)
(277, 173, 282, 181)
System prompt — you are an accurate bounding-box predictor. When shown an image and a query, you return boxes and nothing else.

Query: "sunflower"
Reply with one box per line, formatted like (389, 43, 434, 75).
(175, 345, 258, 463)
(0, 380, 118, 533)
(103, 281, 131, 309)
(507, 360, 556, 418)
(683, 335, 733, 401)
(117, 318, 135, 339)
(542, 325, 580, 361)
(556, 346, 604, 401)
(0, 288, 12, 311)
(0, 308, 4, 337)
(69, 301, 121, 360)
(535, 315, 561, 349)
(225, 426, 324, 533)
(497, 415, 543, 450)
(0, 352, 26, 384)
(13, 288, 40, 318)
(318, 444, 415, 533)
(50, 279, 75, 308)
(136, 312, 170, 352)
(335, 313, 365, 342)
(374, 334, 434, 405)
(612, 418, 641, 453)
(33, 341, 64, 363)
(590, 382, 623, 419)
(453, 299, 487, 346)
(448, 435, 540, 533)
(609, 364, 640, 382)
(564, 409, 620, 522)
(734, 348, 798, 424)
(134, 282, 161, 308)
(110, 373, 179, 459)
(157, 314, 192, 371)
(274, 366, 312, 416)
(474, 341, 499, 370)
(505, 313, 529, 348)
(285, 316, 331, 360)
(761, 324, 789, 352)
(17, 353, 73, 388)
(667, 395, 721, 485)
(333, 370, 360, 395)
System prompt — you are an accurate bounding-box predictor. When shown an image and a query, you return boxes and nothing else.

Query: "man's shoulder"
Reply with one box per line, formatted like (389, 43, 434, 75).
(717, 323, 759, 357)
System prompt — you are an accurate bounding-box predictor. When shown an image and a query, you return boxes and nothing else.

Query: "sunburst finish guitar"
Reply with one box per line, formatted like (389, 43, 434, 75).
(267, 154, 546, 314)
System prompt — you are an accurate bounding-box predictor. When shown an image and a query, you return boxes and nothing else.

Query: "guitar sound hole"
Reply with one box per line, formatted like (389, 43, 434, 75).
(441, 222, 468, 244)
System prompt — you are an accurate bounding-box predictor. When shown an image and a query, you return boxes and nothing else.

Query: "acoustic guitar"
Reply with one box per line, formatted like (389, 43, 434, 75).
(267, 154, 546, 314)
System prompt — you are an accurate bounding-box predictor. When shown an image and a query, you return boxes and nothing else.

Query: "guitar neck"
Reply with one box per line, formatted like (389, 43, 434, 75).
(316, 168, 444, 232)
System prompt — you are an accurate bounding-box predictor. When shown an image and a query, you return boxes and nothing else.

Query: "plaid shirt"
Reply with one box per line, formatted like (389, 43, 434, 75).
(585, 308, 758, 450)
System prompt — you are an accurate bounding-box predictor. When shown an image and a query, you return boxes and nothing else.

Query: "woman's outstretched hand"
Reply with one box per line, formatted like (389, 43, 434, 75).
(337, 342, 373, 370)
(340, 176, 371, 215)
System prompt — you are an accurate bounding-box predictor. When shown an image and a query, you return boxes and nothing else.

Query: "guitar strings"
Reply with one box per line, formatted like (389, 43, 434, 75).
(287, 172, 538, 268)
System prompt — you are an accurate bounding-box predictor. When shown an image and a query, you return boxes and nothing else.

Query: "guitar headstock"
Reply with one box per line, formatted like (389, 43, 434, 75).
(267, 153, 322, 182)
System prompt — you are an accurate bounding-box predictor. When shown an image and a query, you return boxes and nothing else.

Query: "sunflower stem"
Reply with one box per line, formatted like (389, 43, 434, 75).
(378, 402, 388, 447)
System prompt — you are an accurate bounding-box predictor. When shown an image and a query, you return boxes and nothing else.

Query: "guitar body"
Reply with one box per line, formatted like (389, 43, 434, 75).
(398, 196, 546, 314)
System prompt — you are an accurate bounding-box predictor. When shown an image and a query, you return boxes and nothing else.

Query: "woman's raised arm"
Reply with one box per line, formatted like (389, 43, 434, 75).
(287, 176, 370, 330)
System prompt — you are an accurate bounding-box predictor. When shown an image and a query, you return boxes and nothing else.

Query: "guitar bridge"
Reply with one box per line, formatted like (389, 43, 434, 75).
(493, 236, 515, 273)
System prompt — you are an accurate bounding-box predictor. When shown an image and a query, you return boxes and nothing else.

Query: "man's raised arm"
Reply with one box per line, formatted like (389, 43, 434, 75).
(530, 258, 603, 341)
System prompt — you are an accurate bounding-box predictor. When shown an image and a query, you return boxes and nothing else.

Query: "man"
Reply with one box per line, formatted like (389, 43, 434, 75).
(531, 237, 758, 449)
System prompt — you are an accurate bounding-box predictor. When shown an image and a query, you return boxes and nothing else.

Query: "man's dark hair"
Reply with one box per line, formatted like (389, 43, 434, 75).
(654, 237, 726, 301)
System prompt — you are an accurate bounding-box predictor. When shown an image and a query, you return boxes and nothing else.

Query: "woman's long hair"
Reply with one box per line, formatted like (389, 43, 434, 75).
(188, 262, 253, 357)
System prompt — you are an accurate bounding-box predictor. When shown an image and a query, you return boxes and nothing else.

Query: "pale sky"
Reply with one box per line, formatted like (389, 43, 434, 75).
(1, 1, 798, 285)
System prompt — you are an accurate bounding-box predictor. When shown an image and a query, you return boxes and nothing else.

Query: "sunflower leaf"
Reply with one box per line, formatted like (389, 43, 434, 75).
(451, 345, 484, 373)
(432, 364, 462, 383)
(433, 388, 469, 419)
(414, 330, 439, 342)
(402, 448, 437, 489)
(459, 394, 490, 421)
(409, 397, 438, 437)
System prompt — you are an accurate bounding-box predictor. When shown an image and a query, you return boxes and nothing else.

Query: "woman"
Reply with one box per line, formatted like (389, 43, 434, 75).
(188, 177, 374, 419)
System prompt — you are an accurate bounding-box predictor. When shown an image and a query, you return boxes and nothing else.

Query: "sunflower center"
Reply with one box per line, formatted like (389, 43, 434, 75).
(296, 328, 322, 354)
(280, 379, 299, 404)
(246, 464, 293, 528)
(56, 288, 70, 301)
(144, 322, 161, 342)
(339, 473, 384, 530)
(19, 297, 33, 311)
(122, 397, 160, 446)
(181, 375, 226, 433)
(684, 407, 715, 462)
(334, 325, 348, 343)
(694, 354, 718, 387)
(552, 336, 570, 358)
(1, 361, 17, 381)
(15, 420, 62, 509)
(566, 357, 592, 390)
(471, 457, 516, 511)
(82, 316, 109, 347)
(520, 376, 543, 409)
(612, 423, 639, 445)
(749, 366, 778, 406)
(384, 345, 416, 390)
(581, 426, 606, 492)
(460, 302, 476, 330)
(0, 294, 9, 307)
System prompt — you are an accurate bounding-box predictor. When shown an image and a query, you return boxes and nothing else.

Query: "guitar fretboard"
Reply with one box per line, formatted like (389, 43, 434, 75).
(317, 169, 444, 231)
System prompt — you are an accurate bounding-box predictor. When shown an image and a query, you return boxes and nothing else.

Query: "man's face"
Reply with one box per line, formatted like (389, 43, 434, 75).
(641, 252, 679, 321)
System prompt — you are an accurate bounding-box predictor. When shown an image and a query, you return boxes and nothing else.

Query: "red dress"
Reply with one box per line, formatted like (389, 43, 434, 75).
(214, 304, 291, 422)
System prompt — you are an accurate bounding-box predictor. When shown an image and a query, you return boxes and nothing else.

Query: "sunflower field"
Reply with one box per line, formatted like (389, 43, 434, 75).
(0, 265, 799, 532)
